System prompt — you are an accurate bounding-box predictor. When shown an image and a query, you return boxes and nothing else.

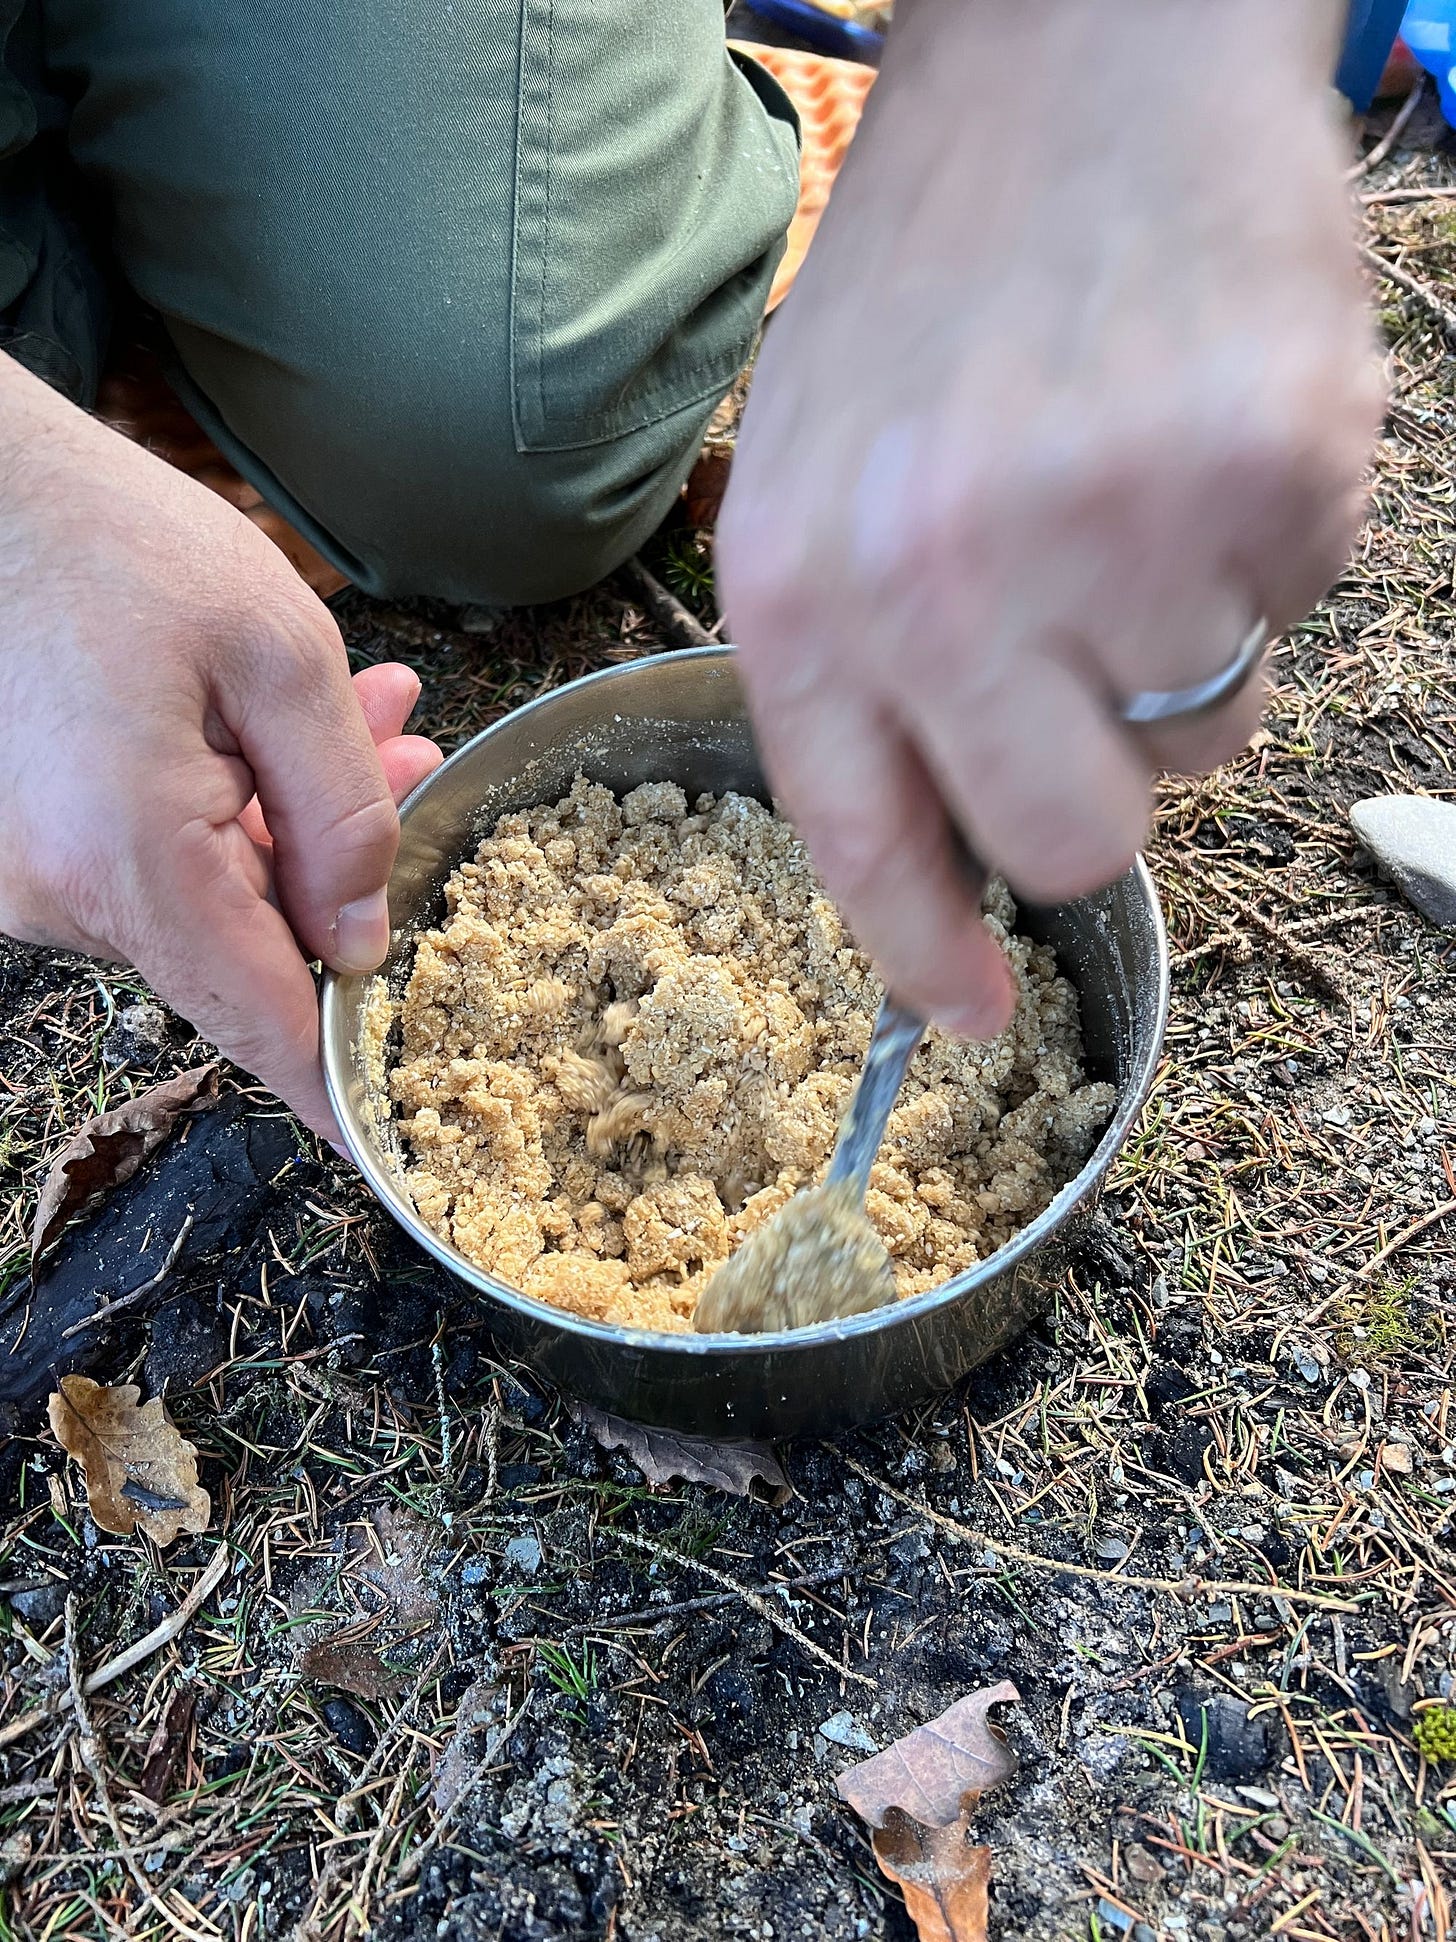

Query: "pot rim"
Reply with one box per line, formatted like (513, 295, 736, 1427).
(321, 646, 1170, 1359)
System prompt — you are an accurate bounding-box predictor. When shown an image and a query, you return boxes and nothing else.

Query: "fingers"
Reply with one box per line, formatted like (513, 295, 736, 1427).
(237, 665, 442, 849)
(745, 673, 1016, 1038)
(333, 665, 442, 800)
(909, 646, 1149, 908)
(352, 662, 426, 741)
(131, 814, 341, 1137)
(379, 735, 444, 803)
(213, 615, 403, 974)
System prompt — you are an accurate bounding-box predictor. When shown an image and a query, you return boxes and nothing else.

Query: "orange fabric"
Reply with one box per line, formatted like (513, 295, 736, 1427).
(731, 43, 875, 312)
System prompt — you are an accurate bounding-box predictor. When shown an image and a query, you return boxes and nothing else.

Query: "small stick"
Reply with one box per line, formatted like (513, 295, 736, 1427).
(562, 1564, 853, 1636)
(390, 1692, 535, 1887)
(620, 557, 717, 649)
(1348, 75, 1426, 181)
(610, 1527, 876, 1687)
(0, 1545, 230, 1749)
(1362, 185, 1456, 205)
(66, 1597, 223, 1942)
(60, 1214, 195, 1338)
(1361, 243, 1456, 341)
(840, 1456, 1363, 1615)
(1306, 1196, 1456, 1323)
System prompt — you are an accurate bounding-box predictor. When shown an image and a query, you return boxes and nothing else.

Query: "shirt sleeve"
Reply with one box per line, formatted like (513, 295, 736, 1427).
(0, 0, 110, 404)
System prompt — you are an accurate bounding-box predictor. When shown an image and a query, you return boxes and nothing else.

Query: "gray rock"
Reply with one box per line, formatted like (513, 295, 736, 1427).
(503, 1532, 542, 1575)
(1350, 795, 1456, 928)
(101, 1000, 172, 1069)
(817, 1710, 878, 1754)
(7, 1582, 66, 1629)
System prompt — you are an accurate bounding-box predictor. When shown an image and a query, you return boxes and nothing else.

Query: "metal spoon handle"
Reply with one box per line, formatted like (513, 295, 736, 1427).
(825, 996, 927, 1198)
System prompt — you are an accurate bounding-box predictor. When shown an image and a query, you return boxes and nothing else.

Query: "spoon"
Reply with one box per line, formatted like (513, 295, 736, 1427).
(693, 618, 1271, 1335)
(691, 993, 931, 1333)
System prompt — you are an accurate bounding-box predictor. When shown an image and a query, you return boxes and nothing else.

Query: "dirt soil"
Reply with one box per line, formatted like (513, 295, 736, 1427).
(3, 101, 1456, 1942)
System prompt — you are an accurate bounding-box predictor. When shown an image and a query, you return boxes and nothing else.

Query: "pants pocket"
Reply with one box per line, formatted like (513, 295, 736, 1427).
(509, 0, 799, 454)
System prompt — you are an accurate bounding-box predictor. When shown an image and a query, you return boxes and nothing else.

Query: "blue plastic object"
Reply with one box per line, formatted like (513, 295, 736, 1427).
(1337, 0, 1409, 109)
(1401, 0, 1456, 122)
(740, 0, 883, 65)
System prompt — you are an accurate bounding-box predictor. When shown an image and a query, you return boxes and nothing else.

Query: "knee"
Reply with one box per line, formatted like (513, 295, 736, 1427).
(292, 372, 715, 608)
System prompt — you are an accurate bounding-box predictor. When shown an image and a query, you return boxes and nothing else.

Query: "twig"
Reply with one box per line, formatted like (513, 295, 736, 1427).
(390, 1692, 535, 1888)
(85, 1541, 231, 1693)
(620, 557, 717, 649)
(334, 1646, 445, 1829)
(840, 1456, 1363, 1615)
(1348, 75, 1426, 180)
(66, 1596, 223, 1942)
(0, 1544, 230, 1749)
(562, 1564, 853, 1635)
(343, 1764, 412, 1939)
(609, 1527, 876, 1687)
(1213, 882, 1352, 1004)
(1307, 1197, 1456, 1323)
(1362, 184, 1456, 205)
(60, 1214, 195, 1338)
(1361, 243, 1456, 342)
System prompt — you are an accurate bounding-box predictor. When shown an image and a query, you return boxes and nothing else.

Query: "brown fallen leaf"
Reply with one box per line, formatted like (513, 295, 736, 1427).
(138, 1688, 197, 1803)
(873, 1822, 991, 1942)
(30, 1063, 219, 1261)
(298, 1638, 409, 1700)
(837, 1682, 1019, 1942)
(47, 1376, 211, 1546)
(432, 1675, 506, 1817)
(346, 1504, 439, 1627)
(569, 1401, 787, 1498)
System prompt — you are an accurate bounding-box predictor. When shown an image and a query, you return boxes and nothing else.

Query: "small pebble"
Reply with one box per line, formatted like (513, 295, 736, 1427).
(817, 1711, 878, 1754)
(1350, 795, 1456, 928)
(322, 1697, 374, 1756)
(503, 1532, 543, 1575)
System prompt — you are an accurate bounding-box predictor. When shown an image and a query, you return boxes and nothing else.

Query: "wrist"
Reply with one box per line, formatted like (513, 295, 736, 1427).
(883, 0, 1347, 93)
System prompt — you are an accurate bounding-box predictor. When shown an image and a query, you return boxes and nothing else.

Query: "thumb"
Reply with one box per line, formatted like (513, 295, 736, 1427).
(214, 605, 400, 974)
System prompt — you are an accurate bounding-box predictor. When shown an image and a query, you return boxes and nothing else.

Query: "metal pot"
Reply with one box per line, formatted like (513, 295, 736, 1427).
(321, 646, 1168, 1439)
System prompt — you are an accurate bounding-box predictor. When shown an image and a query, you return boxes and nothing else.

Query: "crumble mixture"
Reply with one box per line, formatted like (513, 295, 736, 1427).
(382, 778, 1116, 1333)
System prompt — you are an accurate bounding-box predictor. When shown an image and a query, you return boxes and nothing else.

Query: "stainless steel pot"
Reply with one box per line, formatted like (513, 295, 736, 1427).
(321, 646, 1169, 1439)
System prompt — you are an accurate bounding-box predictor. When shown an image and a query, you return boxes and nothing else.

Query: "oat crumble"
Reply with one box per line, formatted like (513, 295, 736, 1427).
(383, 778, 1115, 1332)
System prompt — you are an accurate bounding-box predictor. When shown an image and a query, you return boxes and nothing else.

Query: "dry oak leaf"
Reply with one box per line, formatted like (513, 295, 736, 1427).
(30, 1062, 220, 1261)
(297, 1638, 410, 1700)
(47, 1376, 211, 1546)
(837, 1681, 1019, 1942)
(569, 1400, 788, 1498)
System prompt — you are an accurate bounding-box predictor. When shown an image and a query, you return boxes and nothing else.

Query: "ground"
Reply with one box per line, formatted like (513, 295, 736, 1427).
(2, 93, 1456, 1942)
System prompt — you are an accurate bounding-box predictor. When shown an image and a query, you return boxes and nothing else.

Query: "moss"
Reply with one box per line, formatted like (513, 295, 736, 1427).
(1413, 1706, 1456, 1764)
(1335, 1275, 1433, 1367)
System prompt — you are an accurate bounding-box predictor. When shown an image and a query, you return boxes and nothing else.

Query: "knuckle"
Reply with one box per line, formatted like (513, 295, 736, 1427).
(1004, 809, 1140, 905)
(810, 813, 908, 911)
(240, 597, 344, 704)
(315, 788, 400, 869)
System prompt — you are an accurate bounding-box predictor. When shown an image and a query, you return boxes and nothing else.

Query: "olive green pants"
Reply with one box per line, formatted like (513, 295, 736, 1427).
(0, 1, 798, 602)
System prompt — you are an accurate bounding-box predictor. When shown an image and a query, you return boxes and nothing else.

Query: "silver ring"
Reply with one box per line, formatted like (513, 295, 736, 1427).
(1119, 618, 1269, 728)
